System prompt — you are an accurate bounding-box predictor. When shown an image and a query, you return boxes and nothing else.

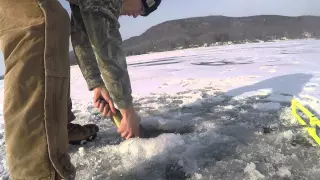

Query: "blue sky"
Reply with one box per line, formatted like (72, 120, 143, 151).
(1, 0, 320, 75)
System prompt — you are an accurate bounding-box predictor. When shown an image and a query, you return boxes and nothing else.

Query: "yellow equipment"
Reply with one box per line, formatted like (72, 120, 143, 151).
(291, 98, 320, 145)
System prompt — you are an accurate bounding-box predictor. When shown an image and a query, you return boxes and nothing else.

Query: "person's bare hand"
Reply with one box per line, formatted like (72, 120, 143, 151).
(117, 106, 141, 139)
(93, 85, 116, 117)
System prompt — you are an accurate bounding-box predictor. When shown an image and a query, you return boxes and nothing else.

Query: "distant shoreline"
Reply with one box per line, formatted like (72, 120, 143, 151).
(69, 38, 319, 66)
(122, 15, 320, 56)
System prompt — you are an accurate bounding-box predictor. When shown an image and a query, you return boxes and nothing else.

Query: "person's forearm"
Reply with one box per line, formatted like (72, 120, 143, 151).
(70, 3, 104, 90)
(99, 62, 133, 109)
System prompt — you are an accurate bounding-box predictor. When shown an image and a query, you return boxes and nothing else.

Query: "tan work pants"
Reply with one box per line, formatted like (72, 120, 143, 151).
(0, 0, 76, 179)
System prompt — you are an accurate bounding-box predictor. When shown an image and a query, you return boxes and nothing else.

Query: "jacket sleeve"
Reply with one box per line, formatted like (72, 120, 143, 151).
(70, 4, 104, 91)
(71, 1, 133, 109)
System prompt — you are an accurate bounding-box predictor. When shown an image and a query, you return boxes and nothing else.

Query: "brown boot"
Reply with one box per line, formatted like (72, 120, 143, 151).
(67, 123, 99, 145)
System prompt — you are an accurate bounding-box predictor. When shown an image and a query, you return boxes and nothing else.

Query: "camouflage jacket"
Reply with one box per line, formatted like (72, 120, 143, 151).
(69, 0, 133, 109)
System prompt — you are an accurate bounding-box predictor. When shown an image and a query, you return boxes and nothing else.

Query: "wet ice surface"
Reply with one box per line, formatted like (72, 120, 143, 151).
(70, 91, 320, 180)
(1, 39, 320, 179)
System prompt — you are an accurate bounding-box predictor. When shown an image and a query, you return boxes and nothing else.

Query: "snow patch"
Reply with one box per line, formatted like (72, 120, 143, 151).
(253, 102, 281, 111)
(265, 93, 292, 103)
(229, 88, 273, 100)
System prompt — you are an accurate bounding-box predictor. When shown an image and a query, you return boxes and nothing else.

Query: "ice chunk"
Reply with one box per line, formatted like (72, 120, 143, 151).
(277, 166, 291, 178)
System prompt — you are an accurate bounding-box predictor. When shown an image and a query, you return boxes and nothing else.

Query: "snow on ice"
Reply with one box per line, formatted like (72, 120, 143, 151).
(1, 39, 320, 179)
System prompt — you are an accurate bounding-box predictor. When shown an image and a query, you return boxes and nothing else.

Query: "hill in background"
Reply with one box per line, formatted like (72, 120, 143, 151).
(69, 15, 320, 65)
(122, 15, 320, 55)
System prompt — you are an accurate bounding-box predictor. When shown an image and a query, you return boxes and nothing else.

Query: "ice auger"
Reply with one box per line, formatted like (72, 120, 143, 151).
(99, 97, 148, 138)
